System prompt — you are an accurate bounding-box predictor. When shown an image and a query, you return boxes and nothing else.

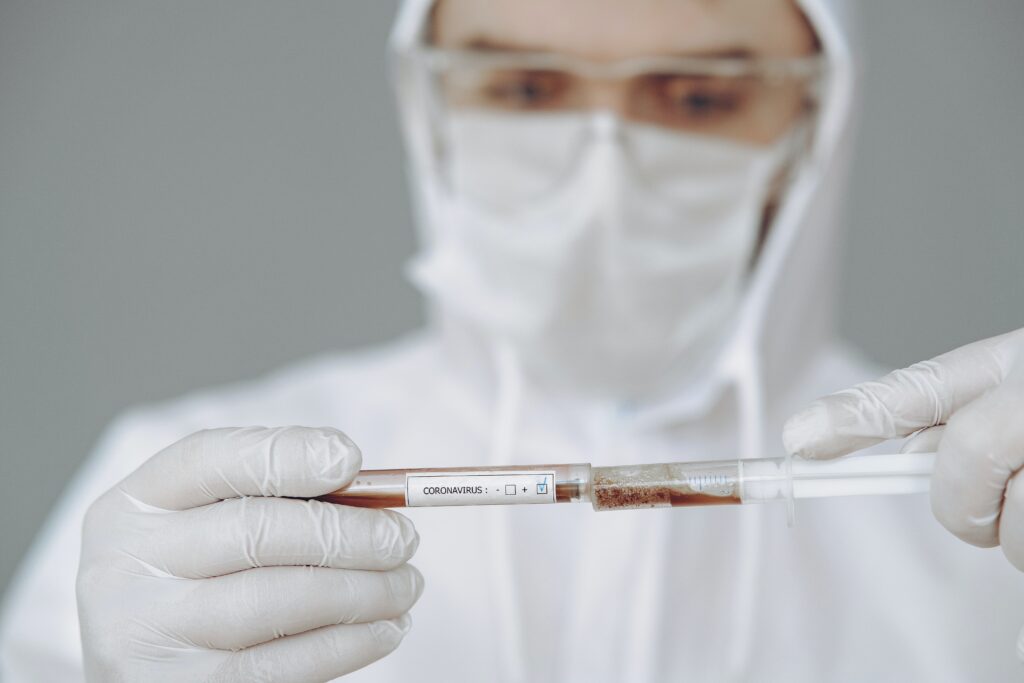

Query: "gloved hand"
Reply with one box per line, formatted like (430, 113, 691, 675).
(783, 328, 1024, 653)
(77, 426, 422, 682)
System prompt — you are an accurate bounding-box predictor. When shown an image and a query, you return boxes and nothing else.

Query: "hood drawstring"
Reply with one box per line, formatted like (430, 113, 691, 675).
(622, 497, 672, 683)
(487, 341, 529, 683)
(487, 341, 675, 683)
(724, 343, 767, 680)
(481, 314, 768, 683)
(554, 404, 671, 683)
(486, 333, 766, 682)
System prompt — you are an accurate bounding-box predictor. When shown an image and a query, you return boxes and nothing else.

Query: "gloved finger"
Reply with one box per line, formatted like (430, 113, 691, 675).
(144, 498, 418, 577)
(215, 615, 413, 682)
(929, 387, 1024, 548)
(119, 426, 361, 511)
(899, 425, 946, 454)
(783, 329, 1023, 460)
(999, 472, 1024, 571)
(175, 564, 423, 651)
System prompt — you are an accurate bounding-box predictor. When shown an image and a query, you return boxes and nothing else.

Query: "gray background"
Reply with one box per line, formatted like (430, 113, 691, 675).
(1, 1, 1021, 597)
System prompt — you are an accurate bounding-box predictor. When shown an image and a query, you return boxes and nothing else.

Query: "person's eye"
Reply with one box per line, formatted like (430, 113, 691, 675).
(651, 75, 744, 120)
(481, 70, 569, 109)
(678, 89, 736, 115)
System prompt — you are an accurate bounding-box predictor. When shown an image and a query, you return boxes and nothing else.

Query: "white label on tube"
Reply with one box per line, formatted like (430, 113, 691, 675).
(406, 471, 557, 507)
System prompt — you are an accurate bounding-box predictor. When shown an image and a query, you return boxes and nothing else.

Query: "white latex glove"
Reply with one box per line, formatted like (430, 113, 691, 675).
(783, 328, 1024, 654)
(77, 426, 422, 682)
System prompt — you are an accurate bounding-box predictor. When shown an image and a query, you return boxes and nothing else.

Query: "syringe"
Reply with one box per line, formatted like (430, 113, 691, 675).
(317, 452, 936, 512)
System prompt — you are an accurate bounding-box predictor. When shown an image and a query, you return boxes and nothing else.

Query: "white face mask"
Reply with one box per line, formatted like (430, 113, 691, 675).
(409, 110, 791, 396)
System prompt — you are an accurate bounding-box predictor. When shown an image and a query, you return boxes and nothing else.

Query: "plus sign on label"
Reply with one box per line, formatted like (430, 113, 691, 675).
(406, 471, 557, 507)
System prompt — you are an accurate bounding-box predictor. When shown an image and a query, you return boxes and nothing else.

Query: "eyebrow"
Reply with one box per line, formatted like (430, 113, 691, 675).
(458, 36, 757, 60)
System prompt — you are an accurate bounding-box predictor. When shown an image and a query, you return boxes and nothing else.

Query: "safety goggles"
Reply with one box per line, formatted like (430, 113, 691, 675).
(404, 47, 828, 205)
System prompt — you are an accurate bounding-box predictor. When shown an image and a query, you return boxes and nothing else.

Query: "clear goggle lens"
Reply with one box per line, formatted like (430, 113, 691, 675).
(416, 50, 825, 207)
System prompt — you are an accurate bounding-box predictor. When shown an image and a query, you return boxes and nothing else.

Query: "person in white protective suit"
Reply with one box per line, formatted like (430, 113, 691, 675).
(2, 0, 1023, 680)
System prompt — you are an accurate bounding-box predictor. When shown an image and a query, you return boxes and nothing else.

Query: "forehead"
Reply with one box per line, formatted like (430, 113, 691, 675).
(432, 0, 818, 59)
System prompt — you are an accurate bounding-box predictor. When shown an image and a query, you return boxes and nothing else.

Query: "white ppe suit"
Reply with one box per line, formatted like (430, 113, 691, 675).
(2, 0, 1023, 680)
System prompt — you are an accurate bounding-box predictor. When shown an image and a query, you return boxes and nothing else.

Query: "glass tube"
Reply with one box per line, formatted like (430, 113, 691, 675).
(317, 453, 935, 511)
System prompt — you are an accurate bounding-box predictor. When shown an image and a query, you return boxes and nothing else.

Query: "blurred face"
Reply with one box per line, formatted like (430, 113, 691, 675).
(408, 2, 824, 393)
(432, 0, 819, 145)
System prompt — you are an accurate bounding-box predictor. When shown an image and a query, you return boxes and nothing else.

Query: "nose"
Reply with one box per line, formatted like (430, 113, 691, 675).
(581, 78, 633, 120)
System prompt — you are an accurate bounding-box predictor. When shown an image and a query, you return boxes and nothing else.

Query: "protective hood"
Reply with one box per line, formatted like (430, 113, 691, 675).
(390, 0, 860, 420)
(388, 4, 860, 677)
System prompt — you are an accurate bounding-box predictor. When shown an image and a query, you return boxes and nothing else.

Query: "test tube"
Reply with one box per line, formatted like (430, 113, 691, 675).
(318, 452, 935, 512)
